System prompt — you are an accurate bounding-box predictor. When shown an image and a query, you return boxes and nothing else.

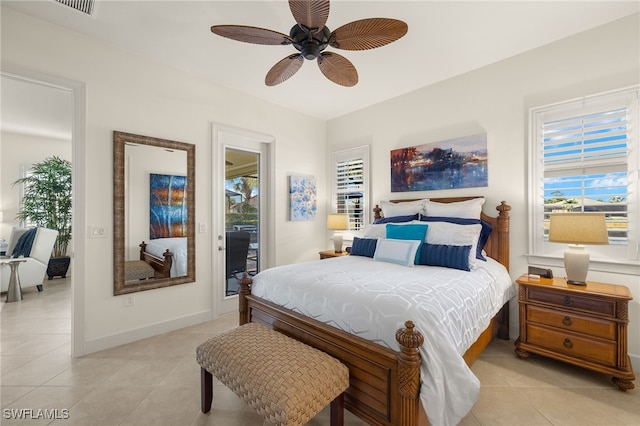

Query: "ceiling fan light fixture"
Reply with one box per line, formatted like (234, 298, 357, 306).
(209, 0, 407, 86)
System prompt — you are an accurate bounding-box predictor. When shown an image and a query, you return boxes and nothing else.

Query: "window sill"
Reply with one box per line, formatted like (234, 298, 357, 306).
(526, 254, 640, 277)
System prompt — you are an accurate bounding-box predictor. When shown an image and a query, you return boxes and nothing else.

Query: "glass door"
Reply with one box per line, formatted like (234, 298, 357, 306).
(224, 148, 260, 296)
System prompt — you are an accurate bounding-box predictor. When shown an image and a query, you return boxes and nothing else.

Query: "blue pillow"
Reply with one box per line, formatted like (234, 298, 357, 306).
(386, 223, 428, 264)
(419, 216, 492, 260)
(385, 223, 428, 241)
(373, 214, 419, 224)
(350, 237, 377, 258)
(417, 243, 472, 271)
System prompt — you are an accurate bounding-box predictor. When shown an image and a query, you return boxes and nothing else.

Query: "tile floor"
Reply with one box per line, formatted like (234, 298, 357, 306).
(1, 278, 638, 425)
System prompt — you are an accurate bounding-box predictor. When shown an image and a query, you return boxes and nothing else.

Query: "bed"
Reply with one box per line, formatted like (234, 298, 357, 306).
(138, 237, 188, 278)
(238, 197, 512, 426)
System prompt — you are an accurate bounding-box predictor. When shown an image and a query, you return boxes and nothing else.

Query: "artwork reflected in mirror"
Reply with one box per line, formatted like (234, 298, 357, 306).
(113, 131, 195, 295)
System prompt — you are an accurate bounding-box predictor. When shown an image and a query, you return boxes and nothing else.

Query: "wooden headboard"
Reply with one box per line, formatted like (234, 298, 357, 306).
(373, 196, 511, 271)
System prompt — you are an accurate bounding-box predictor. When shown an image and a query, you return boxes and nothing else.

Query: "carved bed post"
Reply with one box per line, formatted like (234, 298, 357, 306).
(495, 201, 511, 271)
(239, 273, 253, 325)
(395, 321, 424, 426)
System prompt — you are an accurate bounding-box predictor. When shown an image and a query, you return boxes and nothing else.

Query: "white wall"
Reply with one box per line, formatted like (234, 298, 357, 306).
(327, 14, 640, 368)
(0, 132, 72, 240)
(1, 7, 327, 355)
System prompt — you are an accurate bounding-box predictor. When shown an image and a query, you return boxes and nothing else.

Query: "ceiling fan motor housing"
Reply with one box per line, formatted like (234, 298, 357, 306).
(290, 25, 331, 60)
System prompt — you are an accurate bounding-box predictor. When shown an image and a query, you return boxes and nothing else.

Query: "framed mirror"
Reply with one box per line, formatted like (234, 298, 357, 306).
(113, 131, 195, 295)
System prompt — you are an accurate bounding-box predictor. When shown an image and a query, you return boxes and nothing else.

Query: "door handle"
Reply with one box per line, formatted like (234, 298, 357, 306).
(218, 246, 225, 251)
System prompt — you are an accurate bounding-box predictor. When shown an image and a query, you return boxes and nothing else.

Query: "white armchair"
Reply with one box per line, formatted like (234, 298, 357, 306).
(1, 227, 59, 293)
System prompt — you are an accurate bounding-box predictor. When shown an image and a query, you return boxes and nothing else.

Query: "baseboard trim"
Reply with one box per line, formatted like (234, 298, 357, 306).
(80, 310, 212, 356)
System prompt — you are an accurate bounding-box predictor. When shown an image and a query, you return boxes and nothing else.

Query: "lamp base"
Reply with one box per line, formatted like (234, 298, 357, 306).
(333, 232, 343, 253)
(564, 244, 590, 286)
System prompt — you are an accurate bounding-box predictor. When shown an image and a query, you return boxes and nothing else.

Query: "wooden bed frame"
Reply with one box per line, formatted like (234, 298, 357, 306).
(138, 241, 173, 279)
(238, 197, 511, 426)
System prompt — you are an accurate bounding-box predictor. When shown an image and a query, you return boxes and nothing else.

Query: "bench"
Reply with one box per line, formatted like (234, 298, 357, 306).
(124, 260, 154, 282)
(196, 322, 349, 426)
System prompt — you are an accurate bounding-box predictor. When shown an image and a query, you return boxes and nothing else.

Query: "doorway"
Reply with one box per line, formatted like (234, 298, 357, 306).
(0, 69, 86, 356)
(212, 124, 273, 316)
(224, 148, 260, 296)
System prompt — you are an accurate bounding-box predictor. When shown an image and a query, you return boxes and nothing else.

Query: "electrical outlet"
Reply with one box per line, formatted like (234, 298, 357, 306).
(124, 295, 135, 307)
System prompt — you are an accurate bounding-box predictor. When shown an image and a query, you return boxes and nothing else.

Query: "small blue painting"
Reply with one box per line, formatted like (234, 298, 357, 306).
(289, 175, 317, 221)
(391, 133, 488, 192)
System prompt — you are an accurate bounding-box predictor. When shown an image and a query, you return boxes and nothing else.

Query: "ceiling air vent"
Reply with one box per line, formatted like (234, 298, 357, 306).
(54, 0, 95, 16)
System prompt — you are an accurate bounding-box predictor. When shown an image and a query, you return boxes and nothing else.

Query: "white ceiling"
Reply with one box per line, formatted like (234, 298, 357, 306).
(1, 0, 639, 139)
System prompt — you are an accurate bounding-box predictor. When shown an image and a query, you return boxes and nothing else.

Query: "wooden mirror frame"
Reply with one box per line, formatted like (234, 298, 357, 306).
(113, 131, 195, 295)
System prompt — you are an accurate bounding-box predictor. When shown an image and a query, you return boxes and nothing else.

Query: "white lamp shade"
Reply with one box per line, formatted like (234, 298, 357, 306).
(327, 213, 349, 230)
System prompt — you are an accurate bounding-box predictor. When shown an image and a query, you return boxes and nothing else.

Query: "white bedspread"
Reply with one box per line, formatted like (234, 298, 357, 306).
(251, 255, 515, 426)
(145, 237, 187, 277)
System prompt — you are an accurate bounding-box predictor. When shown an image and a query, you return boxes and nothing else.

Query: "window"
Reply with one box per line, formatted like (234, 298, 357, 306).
(529, 86, 639, 265)
(333, 146, 369, 231)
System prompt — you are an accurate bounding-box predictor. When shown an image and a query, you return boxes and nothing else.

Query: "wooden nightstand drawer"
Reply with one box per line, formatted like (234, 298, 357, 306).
(526, 305, 616, 340)
(527, 288, 616, 317)
(527, 324, 616, 365)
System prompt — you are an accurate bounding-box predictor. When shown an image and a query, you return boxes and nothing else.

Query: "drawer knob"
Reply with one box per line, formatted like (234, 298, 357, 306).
(563, 338, 573, 349)
(563, 296, 573, 306)
(562, 316, 572, 326)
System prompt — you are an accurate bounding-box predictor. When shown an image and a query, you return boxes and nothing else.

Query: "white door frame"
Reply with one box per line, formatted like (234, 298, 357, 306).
(211, 123, 274, 316)
(1, 66, 87, 356)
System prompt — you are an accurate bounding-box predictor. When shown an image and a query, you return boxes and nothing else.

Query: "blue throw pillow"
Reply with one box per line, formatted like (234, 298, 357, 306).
(350, 237, 377, 258)
(419, 216, 492, 260)
(417, 243, 472, 271)
(373, 214, 419, 224)
(386, 223, 428, 264)
(385, 223, 428, 241)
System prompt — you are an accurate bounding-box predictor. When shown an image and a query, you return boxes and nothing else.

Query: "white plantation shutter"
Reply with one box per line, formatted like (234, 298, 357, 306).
(333, 146, 369, 230)
(530, 86, 639, 263)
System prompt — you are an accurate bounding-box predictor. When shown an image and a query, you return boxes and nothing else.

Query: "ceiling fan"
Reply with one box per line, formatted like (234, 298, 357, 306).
(210, 0, 408, 87)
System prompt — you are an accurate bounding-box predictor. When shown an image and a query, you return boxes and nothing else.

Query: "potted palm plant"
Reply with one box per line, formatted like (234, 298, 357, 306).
(12, 156, 72, 279)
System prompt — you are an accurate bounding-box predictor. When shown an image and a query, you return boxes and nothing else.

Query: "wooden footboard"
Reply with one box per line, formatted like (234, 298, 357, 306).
(239, 276, 423, 426)
(139, 241, 173, 278)
(239, 276, 509, 426)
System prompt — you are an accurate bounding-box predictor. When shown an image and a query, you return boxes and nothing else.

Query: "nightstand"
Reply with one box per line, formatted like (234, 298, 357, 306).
(319, 249, 350, 260)
(514, 274, 635, 391)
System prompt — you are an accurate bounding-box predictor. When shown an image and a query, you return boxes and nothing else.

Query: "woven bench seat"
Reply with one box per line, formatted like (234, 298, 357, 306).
(196, 322, 349, 426)
(124, 260, 154, 281)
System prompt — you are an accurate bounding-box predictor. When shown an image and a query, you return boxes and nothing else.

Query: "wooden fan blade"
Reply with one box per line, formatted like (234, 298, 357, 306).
(211, 25, 291, 45)
(265, 54, 304, 86)
(330, 18, 408, 51)
(317, 52, 358, 87)
(289, 0, 330, 31)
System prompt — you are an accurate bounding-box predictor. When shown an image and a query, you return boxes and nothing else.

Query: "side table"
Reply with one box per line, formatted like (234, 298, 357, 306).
(319, 249, 350, 260)
(1, 258, 27, 302)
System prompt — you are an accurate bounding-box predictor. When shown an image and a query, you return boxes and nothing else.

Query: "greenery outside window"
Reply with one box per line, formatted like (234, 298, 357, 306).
(529, 86, 639, 267)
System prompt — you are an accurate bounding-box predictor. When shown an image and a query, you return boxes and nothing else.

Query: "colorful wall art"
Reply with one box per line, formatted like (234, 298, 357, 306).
(150, 173, 188, 239)
(390, 133, 488, 192)
(289, 175, 317, 221)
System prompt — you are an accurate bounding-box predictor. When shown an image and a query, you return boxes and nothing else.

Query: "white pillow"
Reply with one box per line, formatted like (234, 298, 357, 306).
(380, 200, 427, 218)
(424, 221, 482, 268)
(360, 223, 387, 239)
(423, 198, 485, 219)
(373, 238, 421, 267)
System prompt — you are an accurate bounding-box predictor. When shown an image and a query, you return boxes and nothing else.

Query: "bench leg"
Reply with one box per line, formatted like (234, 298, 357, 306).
(329, 392, 344, 426)
(201, 367, 213, 413)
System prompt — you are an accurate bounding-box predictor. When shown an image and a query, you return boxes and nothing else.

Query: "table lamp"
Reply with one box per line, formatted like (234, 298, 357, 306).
(548, 213, 608, 285)
(327, 213, 349, 253)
